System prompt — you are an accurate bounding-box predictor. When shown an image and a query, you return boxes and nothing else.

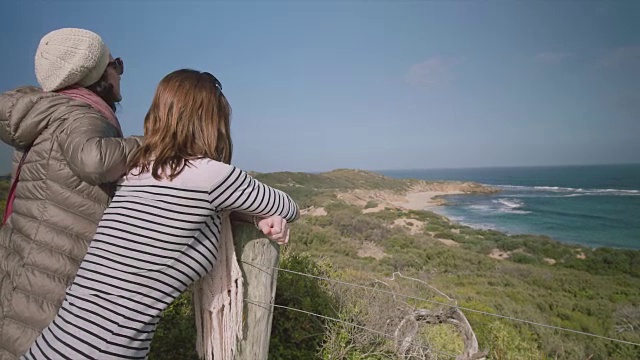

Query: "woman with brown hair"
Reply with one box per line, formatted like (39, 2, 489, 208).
(22, 69, 299, 360)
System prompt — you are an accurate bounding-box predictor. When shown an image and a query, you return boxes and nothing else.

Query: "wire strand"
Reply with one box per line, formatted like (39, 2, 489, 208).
(241, 260, 640, 347)
(244, 298, 460, 359)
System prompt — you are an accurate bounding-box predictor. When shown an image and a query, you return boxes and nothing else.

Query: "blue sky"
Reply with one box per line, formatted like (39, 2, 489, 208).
(1, 1, 639, 174)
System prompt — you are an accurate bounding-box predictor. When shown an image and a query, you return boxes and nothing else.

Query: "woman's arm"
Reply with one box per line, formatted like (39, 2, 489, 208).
(209, 164, 299, 222)
(59, 115, 142, 185)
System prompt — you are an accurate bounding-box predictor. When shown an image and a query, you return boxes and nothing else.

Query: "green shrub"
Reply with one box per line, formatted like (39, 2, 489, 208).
(484, 320, 544, 360)
(497, 238, 523, 252)
(510, 252, 538, 264)
(419, 323, 465, 355)
(561, 248, 640, 278)
(149, 291, 199, 360)
(325, 200, 360, 215)
(269, 253, 337, 360)
(425, 223, 446, 233)
(0, 179, 7, 224)
(367, 209, 404, 222)
(364, 200, 378, 209)
(433, 231, 454, 239)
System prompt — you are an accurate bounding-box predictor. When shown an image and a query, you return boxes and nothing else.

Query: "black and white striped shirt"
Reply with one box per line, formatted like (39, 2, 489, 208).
(23, 159, 298, 360)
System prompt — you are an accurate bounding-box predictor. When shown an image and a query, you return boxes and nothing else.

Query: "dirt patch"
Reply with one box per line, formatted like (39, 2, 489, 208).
(437, 239, 459, 247)
(391, 218, 425, 235)
(357, 241, 387, 260)
(362, 204, 386, 214)
(543, 258, 557, 265)
(300, 206, 327, 217)
(574, 248, 587, 259)
(488, 247, 537, 261)
(489, 248, 510, 260)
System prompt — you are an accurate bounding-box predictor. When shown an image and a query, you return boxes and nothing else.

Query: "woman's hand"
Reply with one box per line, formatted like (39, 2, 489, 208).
(256, 215, 290, 245)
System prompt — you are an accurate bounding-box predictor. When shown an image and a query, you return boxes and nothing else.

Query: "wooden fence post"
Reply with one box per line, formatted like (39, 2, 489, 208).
(231, 222, 280, 360)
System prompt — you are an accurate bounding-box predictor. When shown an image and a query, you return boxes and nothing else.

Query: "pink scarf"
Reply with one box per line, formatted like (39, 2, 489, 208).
(57, 87, 122, 136)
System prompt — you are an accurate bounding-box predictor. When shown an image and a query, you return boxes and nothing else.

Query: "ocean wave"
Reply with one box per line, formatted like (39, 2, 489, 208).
(494, 198, 523, 208)
(494, 199, 531, 214)
(495, 184, 639, 196)
(469, 204, 493, 211)
(467, 199, 531, 215)
(499, 208, 532, 214)
(535, 186, 581, 192)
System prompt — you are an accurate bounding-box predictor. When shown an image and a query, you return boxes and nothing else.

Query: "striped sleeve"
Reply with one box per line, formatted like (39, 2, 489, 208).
(208, 165, 299, 222)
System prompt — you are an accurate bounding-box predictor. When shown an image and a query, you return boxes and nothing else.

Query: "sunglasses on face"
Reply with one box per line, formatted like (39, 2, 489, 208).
(108, 57, 124, 75)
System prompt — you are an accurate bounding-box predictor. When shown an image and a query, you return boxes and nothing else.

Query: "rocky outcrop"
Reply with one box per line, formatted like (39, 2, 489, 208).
(409, 180, 499, 195)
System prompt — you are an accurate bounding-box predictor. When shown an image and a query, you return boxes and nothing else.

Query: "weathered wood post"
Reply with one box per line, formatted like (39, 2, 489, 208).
(231, 222, 280, 360)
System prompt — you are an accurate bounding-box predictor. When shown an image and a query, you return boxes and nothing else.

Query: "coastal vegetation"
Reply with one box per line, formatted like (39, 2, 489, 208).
(1, 171, 639, 359)
(0, 178, 8, 220)
(251, 170, 640, 359)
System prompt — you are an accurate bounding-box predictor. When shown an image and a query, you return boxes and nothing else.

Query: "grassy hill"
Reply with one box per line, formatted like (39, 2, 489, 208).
(252, 170, 640, 359)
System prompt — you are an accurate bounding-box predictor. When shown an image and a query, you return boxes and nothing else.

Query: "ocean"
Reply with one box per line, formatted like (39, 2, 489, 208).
(380, 164, 640, 250)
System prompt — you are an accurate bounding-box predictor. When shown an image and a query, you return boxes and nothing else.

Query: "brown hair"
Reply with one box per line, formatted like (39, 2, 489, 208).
(128, 69, 232, 180)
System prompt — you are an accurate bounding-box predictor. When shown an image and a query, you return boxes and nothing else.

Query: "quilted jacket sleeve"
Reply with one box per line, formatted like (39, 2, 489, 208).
(59, 113, 143, 185)
(0, 86, 61, 149)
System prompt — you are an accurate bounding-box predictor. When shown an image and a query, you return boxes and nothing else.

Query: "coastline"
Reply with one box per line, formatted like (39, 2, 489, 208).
(392, 191, 462, 210)
(396, 189, 623, 252)
(336, 181, 497, 215)
(391, 190, 594, 260)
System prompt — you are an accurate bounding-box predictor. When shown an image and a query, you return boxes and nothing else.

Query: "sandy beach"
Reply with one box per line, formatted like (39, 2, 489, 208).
(335, 180, 496, 214)
(393, 191, 462, 211)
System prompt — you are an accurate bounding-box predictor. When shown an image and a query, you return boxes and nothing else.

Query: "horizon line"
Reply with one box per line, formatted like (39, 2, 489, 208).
(251, 161, 640, 175)
(371, 161, 640, 173)
(2, 161, 639, 177)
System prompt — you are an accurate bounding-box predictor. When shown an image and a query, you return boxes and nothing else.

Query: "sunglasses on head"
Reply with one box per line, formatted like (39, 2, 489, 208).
(108, 57, 124, 75)
(203, 72, 222, 95)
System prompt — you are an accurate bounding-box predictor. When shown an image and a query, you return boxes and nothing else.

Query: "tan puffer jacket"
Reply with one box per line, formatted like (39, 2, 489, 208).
(0, 86, 142, 359)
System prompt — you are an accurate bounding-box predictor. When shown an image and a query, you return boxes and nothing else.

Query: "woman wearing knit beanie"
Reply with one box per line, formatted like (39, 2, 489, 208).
(0, 28, 142, 359)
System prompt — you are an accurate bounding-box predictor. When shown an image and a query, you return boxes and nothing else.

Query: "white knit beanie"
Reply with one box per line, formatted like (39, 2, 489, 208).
(35, 28, 111, 92)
